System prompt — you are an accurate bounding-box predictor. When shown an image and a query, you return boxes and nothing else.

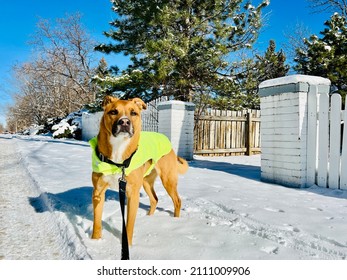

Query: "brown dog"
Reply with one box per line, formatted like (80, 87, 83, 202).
(90, 96, 188, 246)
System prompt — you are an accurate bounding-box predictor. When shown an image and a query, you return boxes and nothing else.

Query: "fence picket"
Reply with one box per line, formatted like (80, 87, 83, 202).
(301, 89, 347, 189)
(341, 109, 347, 189)
(317, 92, 329, 188)
(329, 94, 342, 189)
(307, 85, 318, 186)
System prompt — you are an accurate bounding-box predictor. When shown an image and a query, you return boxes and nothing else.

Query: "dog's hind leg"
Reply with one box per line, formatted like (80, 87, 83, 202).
(159, 171, 181, 217)
(157, 151, 182, 217)
(143, 170, 158, 215)
(162, 177, 181, 217)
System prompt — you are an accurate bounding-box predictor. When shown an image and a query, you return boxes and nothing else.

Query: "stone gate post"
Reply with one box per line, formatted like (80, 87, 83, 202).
(259, 75, 330, 188)
(157, 101, 195, 160)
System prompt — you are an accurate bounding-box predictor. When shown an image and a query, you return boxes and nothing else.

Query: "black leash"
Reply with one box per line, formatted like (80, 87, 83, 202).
(119, 168, 130, 260)
(95, 146, 136, 260)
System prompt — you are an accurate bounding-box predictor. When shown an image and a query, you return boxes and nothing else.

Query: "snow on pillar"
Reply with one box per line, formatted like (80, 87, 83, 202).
(157, 100, 195, 160)
(259, 75, 330, 188)
(82, 111, 103, 141)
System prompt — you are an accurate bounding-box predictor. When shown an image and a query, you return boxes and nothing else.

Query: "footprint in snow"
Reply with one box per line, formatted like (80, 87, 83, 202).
(261, 246, 279, 254)
(264, 207, 285, 213)
(309, 207, 323, 211)
(183, 207, 200, 213)
(283, 224, 300, 232)
(186, 235, 197, 240)
(211, 185, 223, 189)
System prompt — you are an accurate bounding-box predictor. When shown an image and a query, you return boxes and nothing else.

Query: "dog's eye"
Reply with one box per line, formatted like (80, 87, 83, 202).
(109, 109, 118, 115)
(130, 110, 137, 116)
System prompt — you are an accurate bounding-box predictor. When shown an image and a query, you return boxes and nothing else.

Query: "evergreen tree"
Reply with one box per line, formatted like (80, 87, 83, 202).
(294, 13, 347, 99)
(87, 58, 113, 112)
(256, 39, 289, 81)
(212, 40, 289, 110)
(95, 0, 269, 103)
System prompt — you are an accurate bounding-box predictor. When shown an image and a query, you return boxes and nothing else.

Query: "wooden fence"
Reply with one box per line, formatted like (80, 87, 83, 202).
(307, 90, 347, 189)
(194, 109, 261, 156)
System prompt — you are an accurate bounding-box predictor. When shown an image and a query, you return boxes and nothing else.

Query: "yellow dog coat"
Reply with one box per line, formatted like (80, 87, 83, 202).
(89, 131, 172, 176)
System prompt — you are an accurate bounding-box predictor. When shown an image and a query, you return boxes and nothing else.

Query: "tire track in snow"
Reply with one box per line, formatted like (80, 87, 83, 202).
(186, 197, 347, 259)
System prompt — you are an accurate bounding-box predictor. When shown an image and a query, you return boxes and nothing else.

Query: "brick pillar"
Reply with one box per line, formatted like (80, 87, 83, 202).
(259, 75, 330, 188)
(157, 101, 195, 160)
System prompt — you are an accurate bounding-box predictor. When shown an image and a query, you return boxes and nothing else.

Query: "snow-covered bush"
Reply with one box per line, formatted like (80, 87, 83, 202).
(22, 124, 45, 136)
(52, 119, 77, 139)
(51, 110, 85, 139)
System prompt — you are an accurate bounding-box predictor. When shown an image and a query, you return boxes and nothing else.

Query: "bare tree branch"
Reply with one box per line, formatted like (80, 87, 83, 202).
(7, 13, 97, 130)
(308, 0, 347, 17)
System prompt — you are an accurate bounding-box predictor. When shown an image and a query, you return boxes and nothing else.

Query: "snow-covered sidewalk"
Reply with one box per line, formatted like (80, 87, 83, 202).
(0, 137, 87, 259)
(1, 134, 347, 260)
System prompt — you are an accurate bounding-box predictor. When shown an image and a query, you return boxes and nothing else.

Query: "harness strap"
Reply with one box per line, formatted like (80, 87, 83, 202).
(95, 146, 136, 169)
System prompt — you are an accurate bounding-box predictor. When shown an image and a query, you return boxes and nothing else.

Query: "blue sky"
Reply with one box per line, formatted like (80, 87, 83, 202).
(0, 0, 331, 126)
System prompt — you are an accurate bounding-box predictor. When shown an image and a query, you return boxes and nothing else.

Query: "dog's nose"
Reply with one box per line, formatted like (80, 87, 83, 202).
(117, 117, 130, 127)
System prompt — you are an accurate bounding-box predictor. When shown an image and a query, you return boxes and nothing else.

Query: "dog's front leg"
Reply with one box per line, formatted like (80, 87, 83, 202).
(126, 182, 141, 246)
(92, 173, 108, 239)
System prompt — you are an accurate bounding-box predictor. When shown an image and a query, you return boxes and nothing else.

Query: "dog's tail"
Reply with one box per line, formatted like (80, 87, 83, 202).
(177, 157, 189, 174)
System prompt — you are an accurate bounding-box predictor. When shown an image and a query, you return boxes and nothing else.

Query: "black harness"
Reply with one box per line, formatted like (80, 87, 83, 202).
(95, 146, 136, 260)
(95, 146, 135, 169)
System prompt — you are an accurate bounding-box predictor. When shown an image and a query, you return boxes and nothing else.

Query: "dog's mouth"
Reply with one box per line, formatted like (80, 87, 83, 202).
(112, 117, 134, 137)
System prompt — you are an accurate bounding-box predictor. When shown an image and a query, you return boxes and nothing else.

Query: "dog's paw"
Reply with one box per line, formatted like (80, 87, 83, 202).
(91, 232, 102, 239)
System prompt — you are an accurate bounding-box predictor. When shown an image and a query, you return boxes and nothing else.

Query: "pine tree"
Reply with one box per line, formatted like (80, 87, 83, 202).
(95, 0, 269, 103)
(294, 13, 347, 99)
(212, 40, 289, 110)
(256, 40, 289, 81)
(85, 58, 111, 112)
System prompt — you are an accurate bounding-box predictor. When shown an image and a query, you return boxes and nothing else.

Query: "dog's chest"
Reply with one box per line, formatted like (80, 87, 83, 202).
(109, 134, 131, 162)
(102, 173, 122, 190)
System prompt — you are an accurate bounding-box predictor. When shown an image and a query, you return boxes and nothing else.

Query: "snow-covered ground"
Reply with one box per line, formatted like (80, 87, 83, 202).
(1, 134, 347, 260)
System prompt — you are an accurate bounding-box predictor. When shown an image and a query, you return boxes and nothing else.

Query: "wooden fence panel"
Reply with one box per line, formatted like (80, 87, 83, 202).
(194, 109, 261, 156)
(142, 100, 261, 157)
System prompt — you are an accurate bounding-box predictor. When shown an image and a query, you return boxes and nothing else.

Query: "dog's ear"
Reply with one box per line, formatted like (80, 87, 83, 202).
(102, 95, 118, 109)
(132, 98, 147, 110)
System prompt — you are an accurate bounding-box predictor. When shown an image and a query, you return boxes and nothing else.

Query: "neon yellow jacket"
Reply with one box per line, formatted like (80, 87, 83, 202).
(89, 131, 172, 176)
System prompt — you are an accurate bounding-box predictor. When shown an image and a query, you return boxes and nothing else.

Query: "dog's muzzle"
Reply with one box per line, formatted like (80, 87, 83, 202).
(112, 117, 133, 136)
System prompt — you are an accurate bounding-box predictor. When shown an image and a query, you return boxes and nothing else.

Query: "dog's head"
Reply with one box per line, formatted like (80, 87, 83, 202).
(101, 96, 147, 138)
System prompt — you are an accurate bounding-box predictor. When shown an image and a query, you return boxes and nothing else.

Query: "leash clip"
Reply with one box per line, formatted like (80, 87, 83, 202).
(119, 167, 127, 193)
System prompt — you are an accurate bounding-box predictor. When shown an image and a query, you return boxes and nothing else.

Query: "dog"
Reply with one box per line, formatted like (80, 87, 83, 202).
(89, 96, 188, 246)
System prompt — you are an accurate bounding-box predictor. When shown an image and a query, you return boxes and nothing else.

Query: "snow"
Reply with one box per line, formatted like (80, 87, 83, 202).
(259, 74, 331, 89)
(324, 45, 332, 51)
(1, 134, 347, 260)
(52, 119, 77, 138)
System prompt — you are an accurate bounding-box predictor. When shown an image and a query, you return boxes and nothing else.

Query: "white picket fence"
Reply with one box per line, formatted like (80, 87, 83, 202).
(307, 86, 347, 189)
